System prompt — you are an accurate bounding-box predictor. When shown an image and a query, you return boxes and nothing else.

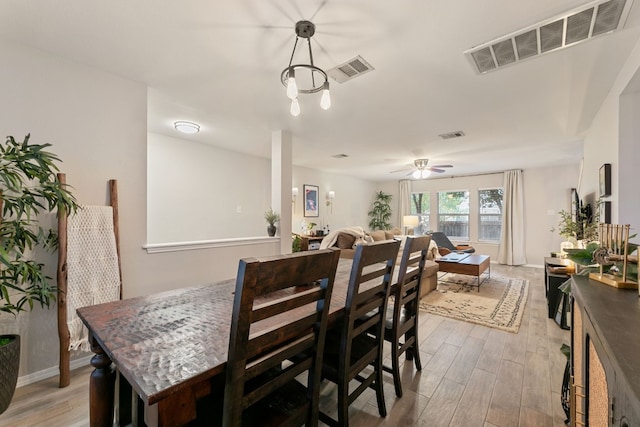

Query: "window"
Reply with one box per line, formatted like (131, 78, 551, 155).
(438, 191, 469, 240)
(479, 188, 504, 241)
(410, 192, 430, 233)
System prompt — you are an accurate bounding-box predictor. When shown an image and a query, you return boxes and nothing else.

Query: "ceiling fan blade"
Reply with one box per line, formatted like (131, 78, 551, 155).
(428, 167, 446, 173)
(390, 166, 412, 173)
(430, 164, 453, 168)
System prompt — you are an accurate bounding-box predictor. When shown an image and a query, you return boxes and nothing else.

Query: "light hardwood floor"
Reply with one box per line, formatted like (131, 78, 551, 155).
(0, 264, 569, 427)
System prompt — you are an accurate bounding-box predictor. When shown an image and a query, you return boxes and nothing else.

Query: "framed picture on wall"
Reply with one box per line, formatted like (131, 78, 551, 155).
(600, 201, 611, 224)
(304, 184, 319, 217)
(599, 163, 611, 197)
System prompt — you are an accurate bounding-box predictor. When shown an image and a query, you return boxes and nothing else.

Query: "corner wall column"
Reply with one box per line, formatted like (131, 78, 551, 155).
(272, 130, 292, 254)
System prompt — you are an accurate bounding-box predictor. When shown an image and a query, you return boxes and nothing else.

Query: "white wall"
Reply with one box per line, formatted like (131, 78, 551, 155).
(375, 165, 581, 266)
(292, 166, 375, 234)
(0, 41, 280, 378)
(523, 165, 582, 264)
(582, 38, 640, 225)
(147, 133, 272, 242)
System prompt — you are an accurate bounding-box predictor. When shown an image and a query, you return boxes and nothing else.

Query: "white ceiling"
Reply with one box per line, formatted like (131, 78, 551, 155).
(2, 0, 639, 181)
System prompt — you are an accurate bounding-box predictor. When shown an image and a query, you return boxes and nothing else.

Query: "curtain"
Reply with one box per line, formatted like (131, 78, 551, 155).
(398, 180, 411, 228)
(498, 169, 527, 265)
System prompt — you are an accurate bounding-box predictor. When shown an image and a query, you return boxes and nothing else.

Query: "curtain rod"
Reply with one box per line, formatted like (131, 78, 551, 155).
(428, 169, 522, 180)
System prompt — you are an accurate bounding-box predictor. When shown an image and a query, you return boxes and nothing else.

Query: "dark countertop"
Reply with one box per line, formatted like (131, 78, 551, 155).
(571, 275, 640, 411)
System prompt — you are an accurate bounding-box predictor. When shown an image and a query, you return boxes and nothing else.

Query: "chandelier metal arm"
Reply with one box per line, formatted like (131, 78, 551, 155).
(281, 20, 331, 114)
(287, 37, 299, 69)
(307, 38, 316, 88)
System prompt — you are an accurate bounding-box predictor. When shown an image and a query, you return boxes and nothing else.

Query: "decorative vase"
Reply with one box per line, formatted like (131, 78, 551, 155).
(267, 225, 276, 237)
(0, 334, 20, 415)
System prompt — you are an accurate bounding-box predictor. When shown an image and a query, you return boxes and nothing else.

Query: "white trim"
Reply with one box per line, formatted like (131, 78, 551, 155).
(143, 236, 280, 254)
(17, 355, 92, 388)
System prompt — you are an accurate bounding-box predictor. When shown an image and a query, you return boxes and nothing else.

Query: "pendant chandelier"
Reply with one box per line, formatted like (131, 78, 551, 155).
(280, 21, 330, 117)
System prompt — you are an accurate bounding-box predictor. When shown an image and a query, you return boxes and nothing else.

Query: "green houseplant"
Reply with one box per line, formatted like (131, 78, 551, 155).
(264, 208, 280, 237)
(0, 134, 78, 414)
(368, 191, 392, 230)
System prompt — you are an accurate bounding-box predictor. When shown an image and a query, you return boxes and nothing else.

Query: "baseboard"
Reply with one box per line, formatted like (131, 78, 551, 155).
(16, 355, 93, 388)
(524, 263, 544, 269)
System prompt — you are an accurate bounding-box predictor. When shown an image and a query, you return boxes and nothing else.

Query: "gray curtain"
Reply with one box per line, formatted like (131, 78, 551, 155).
(398, 180, 411, 227)
(498, 169, 527, 265)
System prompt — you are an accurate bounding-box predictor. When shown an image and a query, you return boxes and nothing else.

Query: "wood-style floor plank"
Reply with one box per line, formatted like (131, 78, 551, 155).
(0, 264, 570, 427)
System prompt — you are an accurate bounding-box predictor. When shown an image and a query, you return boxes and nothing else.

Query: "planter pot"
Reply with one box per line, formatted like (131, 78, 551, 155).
(0, 334, 20, 415)
(267, 225, 277, 237)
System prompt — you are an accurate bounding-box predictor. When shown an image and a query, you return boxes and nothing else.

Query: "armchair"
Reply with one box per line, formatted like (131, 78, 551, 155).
(429, 231, 475, 256)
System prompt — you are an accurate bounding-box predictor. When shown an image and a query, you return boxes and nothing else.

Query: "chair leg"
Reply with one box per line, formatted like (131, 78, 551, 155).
(338, 378, 350, 427)
(412, 321, 422, 371)
(390, 340, 403, 398)
(374, 358, 387, 418)
(413, 340, 422, 371)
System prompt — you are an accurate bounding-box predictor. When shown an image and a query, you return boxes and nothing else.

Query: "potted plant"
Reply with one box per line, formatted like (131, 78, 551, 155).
(264, 208, 280, 237)
(368, 190, 393, 230)
(0, 134, 78, 414)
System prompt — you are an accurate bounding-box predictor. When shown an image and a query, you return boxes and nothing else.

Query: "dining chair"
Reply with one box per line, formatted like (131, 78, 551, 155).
(223, 248, 341, 427)
(319, 239, 401, 427)
(382, 234, 432, 397)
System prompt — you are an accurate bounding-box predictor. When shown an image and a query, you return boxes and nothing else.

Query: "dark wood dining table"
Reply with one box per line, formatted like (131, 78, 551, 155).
(77, 257, 371, 426)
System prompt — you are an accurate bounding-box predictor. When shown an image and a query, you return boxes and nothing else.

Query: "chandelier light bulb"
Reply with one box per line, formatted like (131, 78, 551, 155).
(286, 68, 298, 100)
(412, 170, 421, 179)
(320, 81, 331, 110)
(290, 98, 301, 117)
(421, 170, 431, 179)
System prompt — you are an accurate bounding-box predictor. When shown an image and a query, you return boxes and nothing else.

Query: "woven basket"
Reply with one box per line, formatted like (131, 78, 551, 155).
(0, 335, 20, 415)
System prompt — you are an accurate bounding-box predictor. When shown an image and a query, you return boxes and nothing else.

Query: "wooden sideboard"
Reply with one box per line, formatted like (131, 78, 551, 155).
(571, 275, 640, 426)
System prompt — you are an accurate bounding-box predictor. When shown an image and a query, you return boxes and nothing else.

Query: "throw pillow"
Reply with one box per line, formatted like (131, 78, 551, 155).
(370, 230, 387, 241)
(336, 233, 356, 249)
(384, 230, 395, 240)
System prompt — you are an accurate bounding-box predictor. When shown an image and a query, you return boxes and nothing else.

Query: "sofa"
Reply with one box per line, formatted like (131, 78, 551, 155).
(320, 227, 439, 297)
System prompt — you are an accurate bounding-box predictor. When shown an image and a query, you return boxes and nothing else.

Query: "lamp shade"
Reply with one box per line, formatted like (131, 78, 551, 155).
(402, 215, 419, 227)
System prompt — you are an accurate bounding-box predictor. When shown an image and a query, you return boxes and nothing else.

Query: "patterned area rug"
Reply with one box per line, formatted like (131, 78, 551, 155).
(419, 274, 529, 333)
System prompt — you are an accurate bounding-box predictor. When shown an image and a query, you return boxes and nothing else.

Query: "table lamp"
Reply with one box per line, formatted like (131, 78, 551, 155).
(402, 215, 419, 235)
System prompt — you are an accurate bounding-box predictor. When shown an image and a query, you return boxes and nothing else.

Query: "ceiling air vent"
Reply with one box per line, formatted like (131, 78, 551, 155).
(326, 55, 374, 83)
(439, 131, 466, 140)
(464, 0, 634, 74)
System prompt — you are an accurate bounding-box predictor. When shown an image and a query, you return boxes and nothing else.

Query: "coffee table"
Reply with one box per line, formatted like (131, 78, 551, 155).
(436, 254, 491, 291)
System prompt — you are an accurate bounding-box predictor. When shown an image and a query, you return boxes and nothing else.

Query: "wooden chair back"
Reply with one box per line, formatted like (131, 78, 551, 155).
(342, 240, 401, 363)
(224, 249, 341, 427)
(393, 235, 432, 329)
(318, 239, 400, 426)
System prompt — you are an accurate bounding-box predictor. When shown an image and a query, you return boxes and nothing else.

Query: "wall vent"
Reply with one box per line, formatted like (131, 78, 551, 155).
(326, 55, 374, 83)
(439, 131, 466, 140)
(464, 0, 634, 74)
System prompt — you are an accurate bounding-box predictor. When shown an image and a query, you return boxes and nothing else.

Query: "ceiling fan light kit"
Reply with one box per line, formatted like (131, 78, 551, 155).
(281, 20, 331, 116)
(392, 158, 453, 179)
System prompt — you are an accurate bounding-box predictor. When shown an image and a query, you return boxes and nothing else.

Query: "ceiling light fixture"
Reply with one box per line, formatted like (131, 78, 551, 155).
(173, 121, 200, 134)
(281, 21, 331, 116)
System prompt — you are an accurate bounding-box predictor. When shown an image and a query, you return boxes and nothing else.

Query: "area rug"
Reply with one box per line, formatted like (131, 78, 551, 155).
(419, 274, 529, 333)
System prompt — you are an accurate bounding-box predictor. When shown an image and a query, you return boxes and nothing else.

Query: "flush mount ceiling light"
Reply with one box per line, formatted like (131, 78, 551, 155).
(281, 20, 331, 117)
(173, 121, 200, 134)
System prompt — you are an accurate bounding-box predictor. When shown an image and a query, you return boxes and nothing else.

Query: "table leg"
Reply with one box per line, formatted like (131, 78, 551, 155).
(89, 334, 116, 427)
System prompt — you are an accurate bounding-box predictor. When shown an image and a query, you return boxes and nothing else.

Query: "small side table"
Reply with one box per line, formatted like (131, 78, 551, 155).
(544, 257, 573, 326)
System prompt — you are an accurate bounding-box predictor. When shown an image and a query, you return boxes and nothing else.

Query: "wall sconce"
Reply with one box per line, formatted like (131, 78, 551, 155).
(402, 215, 419, 235)
(326, 190, 335, 213)
(292, 187, 299, 212)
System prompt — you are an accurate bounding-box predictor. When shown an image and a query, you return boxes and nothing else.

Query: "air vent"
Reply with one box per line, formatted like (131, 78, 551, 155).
(439, 131, 466, 140)
(326, 55, 374, 83)
(464, 0, 634, 74)
(331, 154, 349, 158)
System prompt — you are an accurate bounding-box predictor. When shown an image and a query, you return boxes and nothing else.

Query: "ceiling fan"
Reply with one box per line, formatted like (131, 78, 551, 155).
(391, 159, 453, 179)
